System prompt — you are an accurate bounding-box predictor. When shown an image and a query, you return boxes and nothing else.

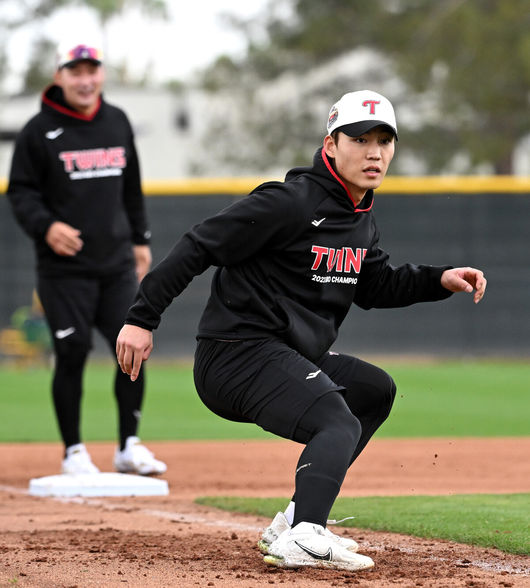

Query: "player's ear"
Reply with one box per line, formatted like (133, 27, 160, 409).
(323, 134, 337, 159)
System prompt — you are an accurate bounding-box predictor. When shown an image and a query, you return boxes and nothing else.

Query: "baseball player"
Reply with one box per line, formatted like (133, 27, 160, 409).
(7, 41, 166, 476)
(116, 90, 486, 571)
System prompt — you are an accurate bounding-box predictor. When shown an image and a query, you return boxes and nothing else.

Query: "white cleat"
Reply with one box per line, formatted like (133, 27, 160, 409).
(263, 522, 374, 572)
(323, 525, 359, 552)
(61, 443, 100, 475)
(259, 512, 359, 554)
(258, 511, 291, 553)
(114, 436, 167, 476)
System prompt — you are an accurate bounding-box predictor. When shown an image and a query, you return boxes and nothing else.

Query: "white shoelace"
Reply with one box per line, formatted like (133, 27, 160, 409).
(327, 516, 355, 525)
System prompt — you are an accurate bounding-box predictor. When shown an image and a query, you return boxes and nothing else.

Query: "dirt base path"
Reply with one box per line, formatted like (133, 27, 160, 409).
(1, 438, 529, 587)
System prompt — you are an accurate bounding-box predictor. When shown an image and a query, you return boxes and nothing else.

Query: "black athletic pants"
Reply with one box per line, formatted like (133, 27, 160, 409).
(194, 338, 396, 528)
(38, 270, 143, 452)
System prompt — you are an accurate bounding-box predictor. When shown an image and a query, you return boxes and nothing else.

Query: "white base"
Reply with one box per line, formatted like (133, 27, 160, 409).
(28, 472, 169, 497)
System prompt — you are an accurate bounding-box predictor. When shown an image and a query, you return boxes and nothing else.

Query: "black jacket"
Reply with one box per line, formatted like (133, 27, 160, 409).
(7, 85, 150, 277)
(126, 147, 451, 361)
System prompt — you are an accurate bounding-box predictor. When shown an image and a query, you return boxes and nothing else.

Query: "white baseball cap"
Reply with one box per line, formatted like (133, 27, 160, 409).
(326, 90, 398, 139)
(56, 41, 103, 70)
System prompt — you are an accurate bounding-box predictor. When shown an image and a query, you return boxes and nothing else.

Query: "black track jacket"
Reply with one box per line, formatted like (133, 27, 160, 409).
(126, 147, 452, 361)
(7, 85, 150, 277)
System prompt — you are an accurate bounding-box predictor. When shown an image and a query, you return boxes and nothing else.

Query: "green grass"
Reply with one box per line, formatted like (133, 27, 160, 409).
(0, 362, 272, 442)
(387, 361, 530, 437)
(196, 493, 530, 555)
(2, 359, 528, 556)
(0, 359, 528, 442)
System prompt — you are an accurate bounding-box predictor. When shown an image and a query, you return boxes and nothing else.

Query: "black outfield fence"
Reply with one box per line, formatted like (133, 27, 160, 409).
(1, 176, 528, 359)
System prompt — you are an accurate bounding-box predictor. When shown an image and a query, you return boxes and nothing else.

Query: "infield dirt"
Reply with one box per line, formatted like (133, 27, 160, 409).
(1, 438, 529, 587)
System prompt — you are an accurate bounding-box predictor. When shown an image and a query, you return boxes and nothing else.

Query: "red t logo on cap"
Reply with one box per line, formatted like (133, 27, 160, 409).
(362, 100, 380, 115)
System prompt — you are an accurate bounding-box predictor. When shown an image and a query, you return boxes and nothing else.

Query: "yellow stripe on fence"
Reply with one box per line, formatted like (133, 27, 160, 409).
(1, 175, 529, 196)
(143, 176, 530, 195)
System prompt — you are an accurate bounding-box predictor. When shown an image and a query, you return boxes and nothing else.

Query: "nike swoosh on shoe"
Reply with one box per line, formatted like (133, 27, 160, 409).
(294, 541, 332, 561)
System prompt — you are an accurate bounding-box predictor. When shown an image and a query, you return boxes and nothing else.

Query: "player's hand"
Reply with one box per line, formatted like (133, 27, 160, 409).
(441, 267, 487, 304)
(45, 221, 83, 256)
(133, 244, 152, 282)
(116, 324, 153, 382)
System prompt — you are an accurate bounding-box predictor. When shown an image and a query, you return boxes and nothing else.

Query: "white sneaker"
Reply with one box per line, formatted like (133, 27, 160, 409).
(62, 443, 100, 475)
(264, 522, 374, 572)
(258, 512, 359, 554)
(114, 436, 167, 476)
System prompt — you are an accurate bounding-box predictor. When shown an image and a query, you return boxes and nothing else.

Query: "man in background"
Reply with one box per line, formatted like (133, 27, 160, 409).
(7, 40, 166, 476)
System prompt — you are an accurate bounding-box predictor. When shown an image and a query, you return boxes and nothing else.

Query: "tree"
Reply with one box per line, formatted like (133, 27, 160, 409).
(198, 0, 529, 174)
(22, 39, 57, 94)
(0, 0, 72, 92)
(83, 0, 165, 25)
(1, 0, 167, 93)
